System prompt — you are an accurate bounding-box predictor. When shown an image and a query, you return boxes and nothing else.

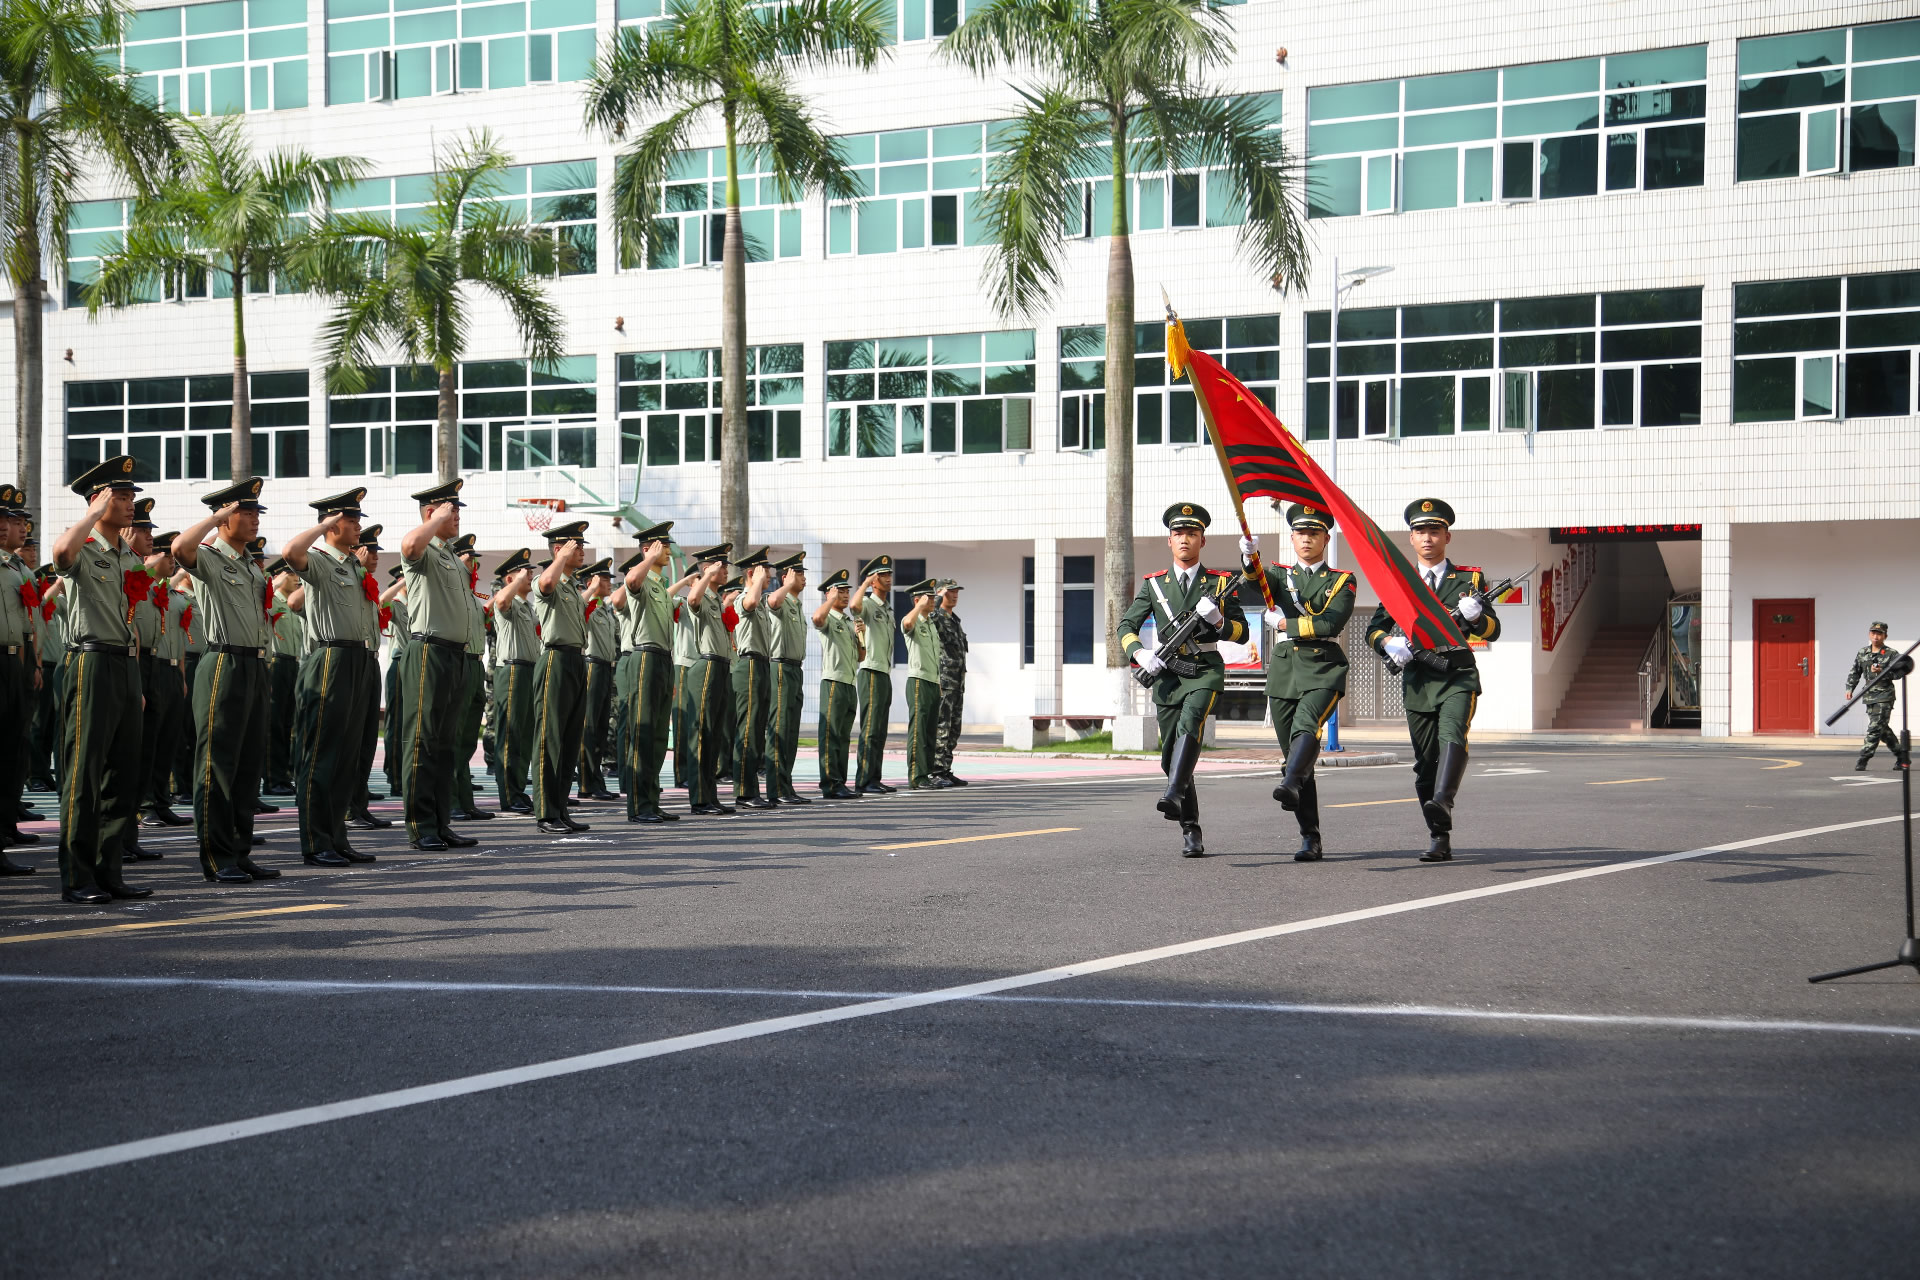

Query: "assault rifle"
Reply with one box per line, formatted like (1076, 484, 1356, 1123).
(1132, 605, 1218, 687)
(1382, 564, 1536, 678)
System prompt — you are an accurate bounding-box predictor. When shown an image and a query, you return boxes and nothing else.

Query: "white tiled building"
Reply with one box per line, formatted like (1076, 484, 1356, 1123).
(16, 0, 1920, 738)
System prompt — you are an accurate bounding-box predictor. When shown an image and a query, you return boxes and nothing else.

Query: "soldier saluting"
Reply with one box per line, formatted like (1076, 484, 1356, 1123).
(1847, 622, 1912, 772)
(1116, 503, 1250, 858)
(1365, 499, 1500, 863)
(1240, 503, 1356, 862)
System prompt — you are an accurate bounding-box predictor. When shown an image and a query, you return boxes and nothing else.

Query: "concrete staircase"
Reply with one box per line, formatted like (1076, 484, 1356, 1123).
(1553, 625, 1656, 730)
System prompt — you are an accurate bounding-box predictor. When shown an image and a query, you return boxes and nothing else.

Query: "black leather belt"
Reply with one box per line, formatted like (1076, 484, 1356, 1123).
(318, 638, 367, 649)
(0, 643, 24, 655)
(638, 644, 670, 656)
(696, 653, 728, 662)
(546, 643, 582, 653)
(70, 640, 137, 657)
(412, 633, 465, 651)
(502, 658, 532, 668)
(138, 647, 156, 659)
(209, 643, 267, 659)
(587, 656, 611, 667)
(777, 657, 802, 667)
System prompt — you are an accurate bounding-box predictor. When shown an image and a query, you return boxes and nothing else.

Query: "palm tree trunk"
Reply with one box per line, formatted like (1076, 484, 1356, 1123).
(13, 271, 43, 531)
(1101, 123, 1136, 688)
(229, 279, 253, 482)
(718, 106, 749, 553)
(436, 364, 459, 482)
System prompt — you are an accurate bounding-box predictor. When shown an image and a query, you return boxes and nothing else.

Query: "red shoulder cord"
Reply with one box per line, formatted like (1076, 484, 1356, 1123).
(181, 604, 194, 638)
(360, 571, 380, 603)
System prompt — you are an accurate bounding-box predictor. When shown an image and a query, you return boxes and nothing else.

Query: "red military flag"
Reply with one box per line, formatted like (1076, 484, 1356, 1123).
(1167, 316, 1469, 653)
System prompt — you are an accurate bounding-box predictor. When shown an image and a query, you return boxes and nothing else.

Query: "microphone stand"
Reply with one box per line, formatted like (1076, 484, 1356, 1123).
(1810, 635, 1919, 983)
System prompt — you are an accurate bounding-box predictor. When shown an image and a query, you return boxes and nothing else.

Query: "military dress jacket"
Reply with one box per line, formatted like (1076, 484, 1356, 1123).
(402, 536, 481, 648)
(60, 530, 147, 651)
(1116, 564, 1250, 708)
(853, 592, 894, 673)
(584, 599, 618, 661)
(1847, 645, 1904, 707)
(0, 549, 36, 655)
(771, 594, 807, 662)
(816, 609, 859, 685)
(294, 543, 374, 646)
(183, 535, 270, 651)
(621, 570, 675, 652)
(902, 610, 943, 682)
(1248, 563, 1355, 700)
(533, 572, 587, 649)
(1364, 561, 1501, 713)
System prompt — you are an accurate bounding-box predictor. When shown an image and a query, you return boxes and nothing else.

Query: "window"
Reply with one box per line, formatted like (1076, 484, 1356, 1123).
(1022, 555, 1034, 665)
(325, 364, 439, 476)
(1733, 271, 1920, 422)
(1061, 315, 1280, 450)
(1065, 93, 1283, 238)
(828, 123, 1011, 257)
(325, 0, 596, 105)
(1736, 20, 1920, 181)
(331, 161, 597, 275)
(329, 356, 595, 475)
(826, 331, 1035, 458)
(1062, 555, 1094, 664)
(112, 0, 310, 115)
(1306, 288, 1702, 437)
(65, 197, 309, 306)
(1306, 45, 1705, 217)
(616, 0, 782, 36)
(887, 0, 991, 43)
(618, 345, 802, 466)
(635, 146, 803, 269)
(67, 370, 310, 484)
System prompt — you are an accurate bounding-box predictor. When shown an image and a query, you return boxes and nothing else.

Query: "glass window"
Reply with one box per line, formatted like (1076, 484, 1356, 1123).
(826, 330, 1032, 458)
(328, 0, 595, 104)
(1061, 315, 1278, 451)
(633, 145, 803, 269)
(617, 345, 800, 466)
(1307, 44, 1705, 217)
(330, 161, 596, 276)
(829, 121, 1019, 257)
(1062, 554, 1094, 664)
(1734, 271, 1920, 421)
(328, 357, 593, 474)
(114, 0, 309, 116)
(1065, 94, 1283, 239)
(1736, 20, 1920, 180)
(67, 369, 309, 483)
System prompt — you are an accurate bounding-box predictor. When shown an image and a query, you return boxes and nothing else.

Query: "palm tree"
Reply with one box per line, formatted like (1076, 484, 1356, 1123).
(944, 0, 1308, 674)
(0, 0, 174, 527)
(583, 0, 890, 553)
(305, 131, 567, 482)
(83, 117, 367, 483)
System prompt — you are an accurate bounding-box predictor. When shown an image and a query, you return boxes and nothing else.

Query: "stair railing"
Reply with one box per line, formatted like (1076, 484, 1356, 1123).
(1637, 624, 1667, 733)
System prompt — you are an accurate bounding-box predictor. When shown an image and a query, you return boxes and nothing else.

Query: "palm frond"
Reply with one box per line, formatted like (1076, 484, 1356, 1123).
(1170, 90, 1307, 287)
(941, 0, 1092, 79)
(609, 100, 712, 261)
(734, 70, 858, 202)
(975, 83, 1107, 318)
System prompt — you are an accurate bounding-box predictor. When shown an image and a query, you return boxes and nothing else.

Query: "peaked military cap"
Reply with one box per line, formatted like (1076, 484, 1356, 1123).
(689, 543, 732, 565)
(154, 529, 181, 549)
(1870, 621, 1890, 633)
(632, 519, 674, 545)
(388, 565, 405, 581)
(771, 551, 806, 573)
(311, 487, 367, 518)
(247, 537, 267, 558)
(732, 546, 770, 570)
(906, 578, 940, 597)
(496, 548, 532, 576)
(128, 497, 157, 529)
(201, 476, 266, 512)
(544, 519, 588, 544)
(860, 554, 894, 578)
(1163, 502, 1210, 531)
(1286, 502, 1333, 532)
(266, 557, 291, 577)
(818, 568, 851, 593)
(577, 557, 612, 580)
(357, 523, 384, 550)
(1405, 498, 1456, 529)
(722, 576, 743, 594)
(453, 533, 478, 556)
(72, 455, 144, 499)
(0, 484, 24, 516)
(617, 549, 646, 573)
(410, 477, 465, 508)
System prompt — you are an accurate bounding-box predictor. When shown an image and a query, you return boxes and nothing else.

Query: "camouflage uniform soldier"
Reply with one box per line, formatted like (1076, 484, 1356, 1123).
(1847, 622, 1912, 772)
(928, 579, 969, 787)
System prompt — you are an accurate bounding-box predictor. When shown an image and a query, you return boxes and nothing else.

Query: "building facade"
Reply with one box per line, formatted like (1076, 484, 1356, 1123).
(16, 0, 1920, 737)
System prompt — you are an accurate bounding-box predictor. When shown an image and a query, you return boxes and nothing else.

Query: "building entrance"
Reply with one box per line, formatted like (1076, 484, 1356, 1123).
(1753, 599, 1816, 734)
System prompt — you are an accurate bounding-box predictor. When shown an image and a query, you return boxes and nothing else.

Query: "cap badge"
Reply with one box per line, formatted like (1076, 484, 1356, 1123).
(1421, 501, 1433, 513)
(121, 458, 134, 474)
(1181, 505, 1192, 515)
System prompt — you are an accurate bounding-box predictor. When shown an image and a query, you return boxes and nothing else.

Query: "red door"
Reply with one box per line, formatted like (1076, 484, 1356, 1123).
(1754, 599, 1816, 734)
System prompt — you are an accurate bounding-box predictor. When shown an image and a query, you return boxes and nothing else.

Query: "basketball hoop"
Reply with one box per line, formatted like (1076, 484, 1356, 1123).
(514, 497, 566, 533)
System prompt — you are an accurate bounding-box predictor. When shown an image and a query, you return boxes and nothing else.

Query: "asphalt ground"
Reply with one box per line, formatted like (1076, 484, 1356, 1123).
(3, 743, 1918, 1277)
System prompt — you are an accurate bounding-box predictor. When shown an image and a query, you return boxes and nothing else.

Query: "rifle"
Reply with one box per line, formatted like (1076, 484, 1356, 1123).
(1383, 564, 1537, 677)
(1132, 597, 1234, 687)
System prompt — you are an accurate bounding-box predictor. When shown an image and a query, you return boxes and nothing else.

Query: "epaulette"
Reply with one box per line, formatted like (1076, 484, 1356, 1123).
(1454, 565, 1481, 574)
(1206, 569, 1233, 577)
(1143, 570, 1167, 579)
(1330, 570, 1355, 590)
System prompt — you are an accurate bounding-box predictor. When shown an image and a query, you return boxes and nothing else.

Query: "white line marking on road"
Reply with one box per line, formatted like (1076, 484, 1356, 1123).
(1832, 776, 1901, 787)
(6, 974, 1915, 1041)
(0, 813, 1899, 1190)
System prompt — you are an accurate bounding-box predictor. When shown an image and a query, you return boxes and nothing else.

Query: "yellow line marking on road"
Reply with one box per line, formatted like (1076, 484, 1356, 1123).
(871, 827, 1078, 851)
(0, 904, 341, 946)
(1329, 797, 1419, 809)
(1734, 756, 1803, 770)
(1590, 778, 1665, 786)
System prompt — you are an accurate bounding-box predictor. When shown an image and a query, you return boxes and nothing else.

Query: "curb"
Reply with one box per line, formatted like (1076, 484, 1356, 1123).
(957, 751, 1399, 767)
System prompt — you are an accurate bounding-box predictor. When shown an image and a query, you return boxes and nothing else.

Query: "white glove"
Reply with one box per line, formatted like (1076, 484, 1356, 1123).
(1263, 609, 1291, 640)
(1195, 596, 1223, 625)
(1238, 536, 1259, 558)
(1384, 635, 1414, 665)
(1459, 594, 1485, 623)
(1136, 648, 1166, 675)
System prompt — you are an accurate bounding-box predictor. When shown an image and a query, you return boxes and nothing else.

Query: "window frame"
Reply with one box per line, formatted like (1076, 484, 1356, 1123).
(67, 368, 312, 485)
(825, 330, 1036, 460)
(1735, 19, 1920, 182)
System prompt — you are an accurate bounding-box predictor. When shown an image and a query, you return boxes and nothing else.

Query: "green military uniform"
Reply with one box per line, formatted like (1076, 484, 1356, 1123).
(671, 585, 697, 791)
(1364, 498, 1501, 862)
(814, 569, 860, 799)
(928, 581, 968, 786)
(288, 491, 381, 866)
(0, 487, 42, 872)
(52, 459, 152, 901)
(398, 481, 483, 850)
(728, 548, 776, 808)
(901, 579, 945, 789)
(852, 554, 897, 794)
(30, 560, 61, 793)
(382, 570, 409, 798)
(449, 535, 492, 820)
(1847, 626, 1911, 771)
(347, 527, 388, 822)
(1116, 503, 1250, 858)
(716, 581, 740, 782)
(616, 526, 680, 822)
(119, 499, 163, 863)
(1248, 504, 1357, 861)
(577, 560, 618, 798)
(142, 552, 192, 827)
(169, 579, 201, 800)
(183, 481, 276, 882)
(764, 553, 810, 805)
(489, 551, 539, 812)
(531, 523, 591, 828)
(265, 574, 302, 793)
(683, 545, 735, 813)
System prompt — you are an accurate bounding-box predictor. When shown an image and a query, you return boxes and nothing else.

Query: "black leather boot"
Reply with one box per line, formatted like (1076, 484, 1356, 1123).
(1421, 743, 1469, 834)
(1294, 775, 1322, 861)
(1180, 823, 1205, 857)
(1420, 832, 1452, 862)
(1271, 732, 1320, 811)
(1158, 735, 1201, 822)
